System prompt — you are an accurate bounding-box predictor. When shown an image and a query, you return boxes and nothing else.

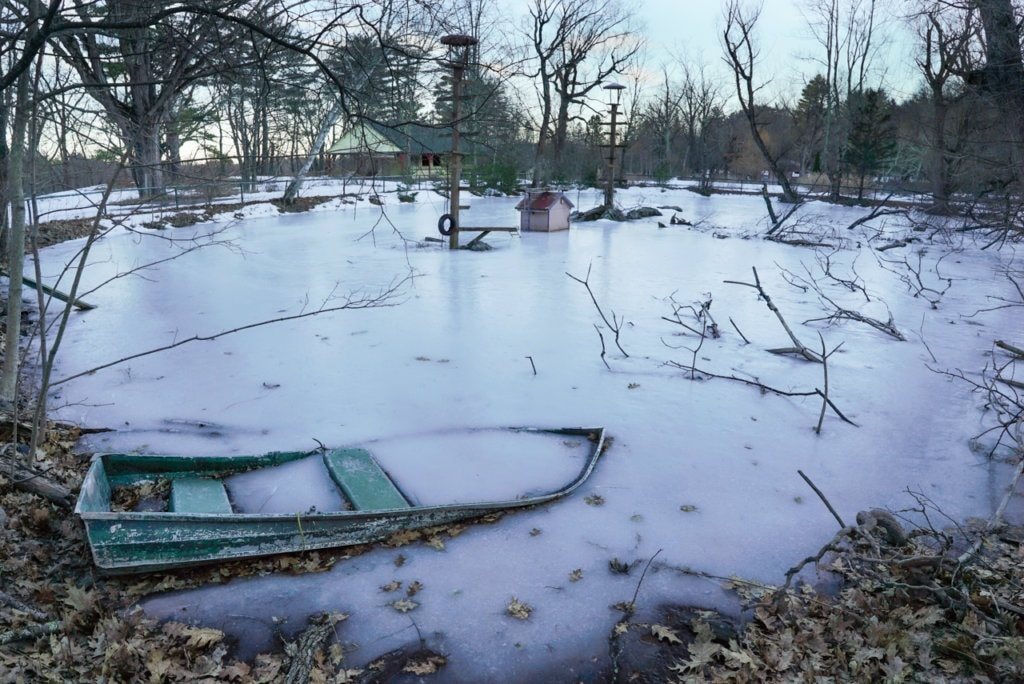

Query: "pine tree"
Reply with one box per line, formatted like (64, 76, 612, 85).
(844, 88, 897, 200)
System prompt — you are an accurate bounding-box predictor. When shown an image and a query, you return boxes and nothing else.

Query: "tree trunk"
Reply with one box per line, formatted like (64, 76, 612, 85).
(0, 454, 73, 507)
(929, 93, 951, 212)
(282, 98, 344, 204)
(134, 120, 165, 200)
(822, 100, 845, 201)
(978, 0, 1024, 111)
(165, 129, 181, 184)
(976, 0, 1024, 167)
(1, 70, 30, 406)
(724, 1, 801, 204)
(553, 95, 570, 164)
(0, 81, 9, 258)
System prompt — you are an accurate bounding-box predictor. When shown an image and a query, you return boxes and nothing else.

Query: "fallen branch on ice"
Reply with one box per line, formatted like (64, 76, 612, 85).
(567, 265, 629, 360)
(664, 361, 858, 426)
(725, 266, 821, 362)
(50, 276, 411, 388)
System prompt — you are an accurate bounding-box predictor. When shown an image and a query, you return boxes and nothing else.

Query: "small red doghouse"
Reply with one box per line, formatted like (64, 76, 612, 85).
(516, 190, 574, 232)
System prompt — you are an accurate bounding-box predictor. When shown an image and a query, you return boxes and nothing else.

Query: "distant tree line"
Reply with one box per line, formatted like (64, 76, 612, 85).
(2, 0, 1024, 217)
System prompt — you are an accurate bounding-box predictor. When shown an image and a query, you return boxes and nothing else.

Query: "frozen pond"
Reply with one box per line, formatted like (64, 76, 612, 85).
(43, 184, 1024, 681)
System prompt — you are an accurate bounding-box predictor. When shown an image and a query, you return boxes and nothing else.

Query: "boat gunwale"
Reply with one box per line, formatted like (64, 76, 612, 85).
(76, 427, 606, 522)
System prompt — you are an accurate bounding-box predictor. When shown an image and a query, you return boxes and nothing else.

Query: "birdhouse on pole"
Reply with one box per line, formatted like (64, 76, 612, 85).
(439, 33, 478, 250)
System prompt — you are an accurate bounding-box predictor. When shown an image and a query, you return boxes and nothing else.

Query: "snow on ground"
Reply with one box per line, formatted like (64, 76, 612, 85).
(37, 180, 1024, 681)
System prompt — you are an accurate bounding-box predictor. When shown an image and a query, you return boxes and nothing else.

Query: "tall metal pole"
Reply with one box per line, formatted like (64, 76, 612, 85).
(441, 34, 478, 250)
(603, 83, 626, 210)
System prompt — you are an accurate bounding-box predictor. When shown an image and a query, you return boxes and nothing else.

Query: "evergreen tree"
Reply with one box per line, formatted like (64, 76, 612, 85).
(794, 75, 829, 175)
(844, 88, 897, 200)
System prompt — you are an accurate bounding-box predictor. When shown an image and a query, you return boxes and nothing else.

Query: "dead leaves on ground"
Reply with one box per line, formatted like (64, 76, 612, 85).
(506, 597, 533, 620)
(388, 598, 419, 613)
(382, 520, 477, 551)
(646, 522, 1024, 682)
(651, 623, 682, 645)
(402, 652, 447, 675)
(382, 580, 423, 612)
(0, 424, 362, 683)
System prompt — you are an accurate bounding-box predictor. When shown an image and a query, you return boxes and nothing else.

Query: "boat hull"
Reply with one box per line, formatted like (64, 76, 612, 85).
(75, 427, 605, 574)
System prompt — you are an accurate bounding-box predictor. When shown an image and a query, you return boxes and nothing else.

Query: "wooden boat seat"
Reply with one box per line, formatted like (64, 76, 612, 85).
(170, 477, 233, 514)
(323, 448, 410, 510)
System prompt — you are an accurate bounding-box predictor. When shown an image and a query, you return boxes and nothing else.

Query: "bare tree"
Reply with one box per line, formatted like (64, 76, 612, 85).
(914, 5, 974, 213)
(964, 0, 1024, 195)
(974, 0, 1024, 126)
(0, 0, 433, 458)
(210, 10, 302, 189)
(722, 0, 802, 203)
(52, 0, 249, 199)
(803, 0, 883, 201)
(677, 58, 727, 188)
(525, 0, 641, 185)
(638, 67, 685, 181)
(1, 61, 31, 404)
(906, 0, 1024, 236)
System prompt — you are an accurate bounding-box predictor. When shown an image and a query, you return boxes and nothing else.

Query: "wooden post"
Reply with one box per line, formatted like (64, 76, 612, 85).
(602, 83, 626, 210)
(440, 34, 478, 250)
(449, 59, 464, 250)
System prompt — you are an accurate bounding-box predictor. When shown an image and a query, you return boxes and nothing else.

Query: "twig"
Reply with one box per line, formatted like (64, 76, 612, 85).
(957, 456, 1024, 566)
(801, 292, 906, 340)
(774, 527, 854, 603)
(725, 266, 821, 362)
(0, 620, 62, 646)
(661, 316, 705, 336)
(610, 549, 663, 681)
(996, 340, 1024, 358)
(798, 469, 845, 528)
(875, 249, 953, 309)
(594, 325, 610, 370)
(51, 276, 410, 387)
(729, 317, 750, 344)
(812, 388, 857, 425)
(631, 549, 663, 608)
(844, 201, 905, 231)
(998, 376, 1024, 390)
(815, 333, 828, 434)
(689, 320, 708, 380)
(567, 265, 628, 357)
(916, 314, 937, 363)
(0, 591, 50, 621)
(665, 361, 859, 426)
(526, 356, 537, 375)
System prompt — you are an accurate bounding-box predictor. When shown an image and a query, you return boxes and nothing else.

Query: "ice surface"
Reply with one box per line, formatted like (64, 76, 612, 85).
(225, 454, 346, 514)
(40, 181, 1024, 681)
(364, 429, 590, 505)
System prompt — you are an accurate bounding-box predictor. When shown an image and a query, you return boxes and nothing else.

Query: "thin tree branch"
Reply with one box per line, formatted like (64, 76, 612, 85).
(50, 277, 409, 387)
(798, 469, 846, 529)
(725, 266, 821, 362)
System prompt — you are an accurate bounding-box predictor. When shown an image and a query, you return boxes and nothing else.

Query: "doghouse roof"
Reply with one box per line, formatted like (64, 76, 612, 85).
(515, 191, 574, 211)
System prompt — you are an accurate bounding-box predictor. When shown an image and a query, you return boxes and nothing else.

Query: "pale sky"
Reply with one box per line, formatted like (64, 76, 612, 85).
(635, 0, 920, 102)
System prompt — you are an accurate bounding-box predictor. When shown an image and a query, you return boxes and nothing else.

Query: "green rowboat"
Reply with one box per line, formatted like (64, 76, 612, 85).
(75, 427, 606, 574)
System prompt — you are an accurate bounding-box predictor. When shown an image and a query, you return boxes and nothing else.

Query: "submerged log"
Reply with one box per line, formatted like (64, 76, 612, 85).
(283, 612, 346, 684)
(0, 455, 73, 507)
